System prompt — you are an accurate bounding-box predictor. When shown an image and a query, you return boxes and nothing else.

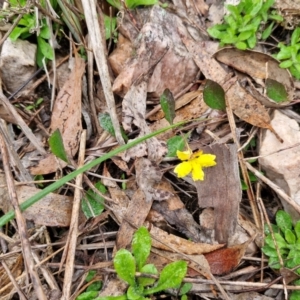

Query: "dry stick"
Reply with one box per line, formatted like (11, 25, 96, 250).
(224, 90, 261, 228)
(0, 133, 47, 299)
(245, 162, 300, 215)
(0, 91, 46, 155)
(1, 261, 27, 300)
(0, 13, 23, 47)
(82, 0, 124, 145)
(87, 35, 102, 136)
(61, 130, 86, 300)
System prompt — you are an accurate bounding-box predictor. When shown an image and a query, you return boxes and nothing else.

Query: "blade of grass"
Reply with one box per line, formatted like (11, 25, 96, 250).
(0, 121, 185, 227)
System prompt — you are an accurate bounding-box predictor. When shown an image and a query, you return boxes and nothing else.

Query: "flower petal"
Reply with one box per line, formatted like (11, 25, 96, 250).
(176, 149, 192, 161)
(174, 161, 192, 178)
(196, 154, 216, 167)
(191, 165, 205, 181)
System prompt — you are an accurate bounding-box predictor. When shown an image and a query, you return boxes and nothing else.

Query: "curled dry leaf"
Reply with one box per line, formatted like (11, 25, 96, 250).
(179, 35, 284, 141)
(30, 53, 85, 175)
(148, 222, 224, 255)
(214, 48, 294, 107)
(204, 240, 249, 275)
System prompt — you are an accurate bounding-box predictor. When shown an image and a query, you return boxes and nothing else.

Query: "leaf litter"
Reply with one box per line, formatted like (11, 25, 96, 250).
(1, 0, 300, 299)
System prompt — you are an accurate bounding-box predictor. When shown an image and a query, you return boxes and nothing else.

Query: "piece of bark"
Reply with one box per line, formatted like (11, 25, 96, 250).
(196, 144, 241, 244)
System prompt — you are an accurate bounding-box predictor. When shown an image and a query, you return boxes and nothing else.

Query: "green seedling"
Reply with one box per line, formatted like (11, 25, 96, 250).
(96, 226, 189, 300)
(106, 0, 158, 10)
(5, 0, 58, 67)
(76, 271, 102, 300)
(207, 0, 283, 50)
(262, 210, 300, 299)
(274, 27, 300, 79)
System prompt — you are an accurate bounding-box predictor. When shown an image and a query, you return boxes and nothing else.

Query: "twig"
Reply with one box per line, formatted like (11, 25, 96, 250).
(0, 132, 47, 299)
(1, 261, 27, 300)
(0, 91, 46, 155)
(81, 0, 124, 145)
(245, 162, 300, 215)
(61, 130, 86, 300)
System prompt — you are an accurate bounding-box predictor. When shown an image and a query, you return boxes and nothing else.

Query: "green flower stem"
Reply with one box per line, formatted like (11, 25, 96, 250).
(0, 121, 184, 227)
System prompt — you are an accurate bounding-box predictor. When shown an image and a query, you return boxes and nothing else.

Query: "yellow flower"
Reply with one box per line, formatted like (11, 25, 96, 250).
(174, 148, 216, 181)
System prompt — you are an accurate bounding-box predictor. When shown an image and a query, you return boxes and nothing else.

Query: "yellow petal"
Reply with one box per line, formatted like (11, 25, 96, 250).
(174, 161, 192, 178)
(196, 154, 216, 167)
(176, 149, 192, 161)
(191, 166, 205, 181)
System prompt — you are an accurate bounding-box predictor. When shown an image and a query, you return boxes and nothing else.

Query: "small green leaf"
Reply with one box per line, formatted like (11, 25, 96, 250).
(87, 281, 102, 292)
(160, 89, 176, 125)
(247, 34, 257, 48)
(127, 285, 144, 300)
(261, 245, 279, 257)
(265, 78, 288, 103)
(48, 129, 69, 163)
(235, 41, 248, 50)
(203, 80, 226, 111)
(10, 26, 28, 41)
(126, 0, 157, 9)
(132, 227, 151, 271)
(39, 22, 51, 39)
(76, 291, 98, 300)
(279, 60, 293, 68)
(285, 229, 296, 244)
(114, 249, 136, 286)
(37, 37, 54, 60)
(144, 261, 187, 295)
(106, 0, 122, 9)
(85, 270, 96, 282)
(268, 256, 281, 269)
(104, 15, 116, 40)
(295, 221, 300, 239)
(179, 283, 193, 295)
(262, 22, 274, 40)
(81, 182, 106, 218)
(276, 210, 293, 232)
(98, 113, 128, 141)
(166, 136, 185, 157)
(94, 296, 127, 300)
(291, 27, 300, 46)
(290, 291, 300, 300)
(138, 264, 158, 286)
(238, 31, 253, 41)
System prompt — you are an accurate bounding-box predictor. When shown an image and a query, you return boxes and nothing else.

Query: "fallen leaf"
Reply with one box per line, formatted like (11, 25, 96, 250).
(226, 81, 283, 142)
(0, 172, 82, 226)
(204, 241, 248, 275)
(148, 222, 224, 255)
(30, 52, 85, 175)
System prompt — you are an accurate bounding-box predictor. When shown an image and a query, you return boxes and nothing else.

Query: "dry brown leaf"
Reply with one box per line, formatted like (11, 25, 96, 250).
(0, 254, 23, 296)
(149, 90, 202, 121)
(226, 81, 283, 142)
(204, 239, 251, 275)
(0, 173, 80, 226)
(112, 5, 198, 98)
(179, 34, 283, 141)
(214, 48, 294, 106)
(150, 94, 209, 140)
(148, 223, 224, 255)
(30, 53, 85, 175)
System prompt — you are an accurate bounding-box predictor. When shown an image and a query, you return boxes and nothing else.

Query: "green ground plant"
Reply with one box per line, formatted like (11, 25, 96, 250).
(207, 0, 283, 50)
(274, 27, 300, 79)
(3, 0, 58, 67)
(93, 226, 190, 300)
(262, 210, 300, 299)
